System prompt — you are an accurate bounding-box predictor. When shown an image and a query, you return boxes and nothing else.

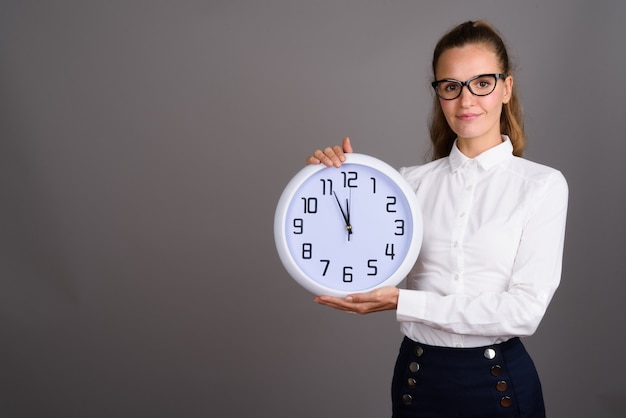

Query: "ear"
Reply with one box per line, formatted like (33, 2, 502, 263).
(502, 75, 513, 104)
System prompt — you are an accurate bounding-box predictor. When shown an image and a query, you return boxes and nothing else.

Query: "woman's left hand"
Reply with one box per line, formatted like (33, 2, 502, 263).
(314, 286, 400, 314)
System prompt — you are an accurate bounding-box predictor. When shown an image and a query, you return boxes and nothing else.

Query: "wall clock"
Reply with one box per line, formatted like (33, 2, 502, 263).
(274, 153, 423, 297)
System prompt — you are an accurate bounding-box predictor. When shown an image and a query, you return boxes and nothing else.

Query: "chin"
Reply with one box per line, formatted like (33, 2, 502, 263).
(454, 129, 485, 141)
(453, 123, 500, 143)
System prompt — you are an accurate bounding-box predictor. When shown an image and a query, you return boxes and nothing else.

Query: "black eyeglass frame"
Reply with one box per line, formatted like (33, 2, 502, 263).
(431, 73, 508, 100)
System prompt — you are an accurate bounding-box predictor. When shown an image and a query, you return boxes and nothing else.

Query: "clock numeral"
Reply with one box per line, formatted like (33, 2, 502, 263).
(385, 243, 396, 260)
(320, 179, 333, 195)
(293, 218, 304, 234)
(370, 177, 376, 193)
(394, 219, 405, 236)
(302, 243, 312, 259)
(386, 196, 397, 213)
(343, 266, 353, 282)
(367, 259, 378, 276)
(320, 259, 330, 276)
(301, 197, 318, 214)
(341, 171, 358, 188)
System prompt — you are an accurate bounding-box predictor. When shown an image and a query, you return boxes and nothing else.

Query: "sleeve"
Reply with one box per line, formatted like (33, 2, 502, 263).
(396, 171, 569, 337)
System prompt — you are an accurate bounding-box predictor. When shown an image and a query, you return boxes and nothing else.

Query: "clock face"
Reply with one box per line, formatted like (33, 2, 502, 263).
(275, 153, 422, 297)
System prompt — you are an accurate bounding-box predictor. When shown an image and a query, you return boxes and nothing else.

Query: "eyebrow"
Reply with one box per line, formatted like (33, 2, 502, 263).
(435, 72, 503, 81)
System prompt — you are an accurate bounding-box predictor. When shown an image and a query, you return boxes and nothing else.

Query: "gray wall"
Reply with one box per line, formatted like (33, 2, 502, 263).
(1, 1, 625, 417)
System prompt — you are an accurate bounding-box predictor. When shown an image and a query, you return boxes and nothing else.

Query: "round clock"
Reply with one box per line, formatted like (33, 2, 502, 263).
(274, 153, 423, 297)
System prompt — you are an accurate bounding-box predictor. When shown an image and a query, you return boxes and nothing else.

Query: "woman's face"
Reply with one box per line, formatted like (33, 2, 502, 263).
(435, 43, 513, 151)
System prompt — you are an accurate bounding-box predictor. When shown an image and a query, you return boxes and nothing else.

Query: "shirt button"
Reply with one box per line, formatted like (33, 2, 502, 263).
(459, 212, 466, 218)
(466, 185, 473, 191)
(454, 274, 460, 281)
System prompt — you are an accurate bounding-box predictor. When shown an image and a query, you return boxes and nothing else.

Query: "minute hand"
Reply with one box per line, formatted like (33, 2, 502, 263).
(333, 191, 353, 240)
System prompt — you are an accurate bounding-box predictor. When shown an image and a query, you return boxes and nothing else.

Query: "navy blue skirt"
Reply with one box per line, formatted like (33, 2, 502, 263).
(391, 337, 545, 418)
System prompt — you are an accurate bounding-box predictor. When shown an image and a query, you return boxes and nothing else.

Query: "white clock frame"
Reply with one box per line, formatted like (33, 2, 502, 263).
(274, 153, 423, 297)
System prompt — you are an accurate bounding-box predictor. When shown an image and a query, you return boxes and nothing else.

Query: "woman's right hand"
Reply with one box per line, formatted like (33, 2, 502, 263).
(305, 137, 353, 167)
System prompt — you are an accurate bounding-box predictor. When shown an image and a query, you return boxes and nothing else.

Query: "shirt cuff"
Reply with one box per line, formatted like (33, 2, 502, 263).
(396, 288, 427, 323)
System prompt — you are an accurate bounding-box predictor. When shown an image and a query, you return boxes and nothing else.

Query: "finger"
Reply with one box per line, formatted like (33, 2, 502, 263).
(315, 296, 380, 315)
(315, 300, 351, 311)
(310, 149, 334, 167)
(330, 145, 347, 166)
(344, 292, 373, 304)
(314, 296, 355, 311)
(342, 136, 353, 153)
(314, 295, 346, 305)
(322, 146, 343, 168)
(305, 155, 321, 165)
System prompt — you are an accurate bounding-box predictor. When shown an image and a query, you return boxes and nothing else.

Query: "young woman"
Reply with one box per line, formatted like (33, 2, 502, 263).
(306, 21, 568, 417)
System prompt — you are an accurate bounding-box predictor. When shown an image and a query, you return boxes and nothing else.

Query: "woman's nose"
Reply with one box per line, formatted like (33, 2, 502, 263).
(458, 85, 474, 106)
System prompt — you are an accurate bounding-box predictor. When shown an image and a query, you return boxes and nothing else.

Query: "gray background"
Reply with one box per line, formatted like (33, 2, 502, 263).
(1, 1, 625, 417)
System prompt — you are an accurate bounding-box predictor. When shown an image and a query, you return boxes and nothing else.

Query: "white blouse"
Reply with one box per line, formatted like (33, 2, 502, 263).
(397, 137, 568, 348)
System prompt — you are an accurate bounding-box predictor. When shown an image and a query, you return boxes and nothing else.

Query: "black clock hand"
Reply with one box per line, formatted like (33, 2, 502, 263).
(333, 191, 349, 224)
(333, 191, 353, 240)
(346, 187, 353, 238)
(345, 196, 353, 241)
(346, 187, 352, 227)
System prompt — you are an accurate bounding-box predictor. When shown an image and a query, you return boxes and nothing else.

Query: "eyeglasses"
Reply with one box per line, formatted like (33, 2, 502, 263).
(431, 73, 507, 100)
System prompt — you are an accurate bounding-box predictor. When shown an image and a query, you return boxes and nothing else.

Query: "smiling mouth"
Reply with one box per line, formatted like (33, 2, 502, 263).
(457, 113, 480, 121)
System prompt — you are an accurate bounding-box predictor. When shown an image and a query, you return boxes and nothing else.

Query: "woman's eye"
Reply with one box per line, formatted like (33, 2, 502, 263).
(472, 77, 493, 89)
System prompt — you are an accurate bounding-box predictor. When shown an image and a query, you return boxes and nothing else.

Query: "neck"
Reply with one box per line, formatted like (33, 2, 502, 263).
(456, 134, 503, 158)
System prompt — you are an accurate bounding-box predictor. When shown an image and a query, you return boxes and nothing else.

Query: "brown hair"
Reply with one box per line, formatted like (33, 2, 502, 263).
(428, 20, 525, 160)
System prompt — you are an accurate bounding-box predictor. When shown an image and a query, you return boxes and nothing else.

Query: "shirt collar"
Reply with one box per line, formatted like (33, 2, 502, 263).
(449, 135, 514, 172)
